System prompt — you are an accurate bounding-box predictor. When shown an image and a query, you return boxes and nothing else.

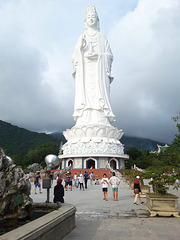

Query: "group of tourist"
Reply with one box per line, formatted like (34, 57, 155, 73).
(101, 172, 120, 201)
(64, 171, 92, 191)
(101, 173, 144, 204)
(34, 170, 144, 206)
(53, 171, 89, 203)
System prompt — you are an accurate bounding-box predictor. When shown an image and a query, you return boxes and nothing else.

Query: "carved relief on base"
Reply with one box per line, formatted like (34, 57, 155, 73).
(63, 140, 124, 155)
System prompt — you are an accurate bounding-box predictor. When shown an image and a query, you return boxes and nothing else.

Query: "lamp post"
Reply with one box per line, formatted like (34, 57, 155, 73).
(44, 154, 59, 203)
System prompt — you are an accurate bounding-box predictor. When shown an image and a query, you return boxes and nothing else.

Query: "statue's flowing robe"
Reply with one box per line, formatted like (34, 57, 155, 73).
(72, 31, 115, 126)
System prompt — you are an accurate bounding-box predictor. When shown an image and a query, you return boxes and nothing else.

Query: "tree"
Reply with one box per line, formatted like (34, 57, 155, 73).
(165, 115, 180, 167)
(135, 150, 151, 169)
(125, 147, 142, 168)
(24, 142, 59, 167)
(12, 154, 25, 168)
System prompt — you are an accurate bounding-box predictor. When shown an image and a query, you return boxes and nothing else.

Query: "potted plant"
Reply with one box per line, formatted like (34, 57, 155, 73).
(140, 184, 150, 198)
(144, 167, 180, 217)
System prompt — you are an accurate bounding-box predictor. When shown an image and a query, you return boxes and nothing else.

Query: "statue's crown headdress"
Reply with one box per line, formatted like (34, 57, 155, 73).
(87, 6, 97, 14)
(85, 5, 100, 30)
(86, 6, 99, 19)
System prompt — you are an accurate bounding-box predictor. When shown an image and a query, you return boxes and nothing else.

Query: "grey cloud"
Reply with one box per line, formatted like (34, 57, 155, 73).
(108, 0, 180, 143)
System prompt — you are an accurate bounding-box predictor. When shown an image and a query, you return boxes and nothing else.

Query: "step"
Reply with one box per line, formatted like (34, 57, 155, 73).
(53, 169, 123, 180)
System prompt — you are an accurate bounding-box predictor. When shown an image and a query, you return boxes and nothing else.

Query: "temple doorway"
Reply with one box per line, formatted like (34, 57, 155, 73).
(86, 159, 95, 169)
(110, 159, 117, 170)
(68, 159, 73, 168)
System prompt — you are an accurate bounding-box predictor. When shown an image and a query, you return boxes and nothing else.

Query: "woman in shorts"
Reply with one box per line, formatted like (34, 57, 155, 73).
(101, 173, 109, 201)
(133, 176, 144, 205)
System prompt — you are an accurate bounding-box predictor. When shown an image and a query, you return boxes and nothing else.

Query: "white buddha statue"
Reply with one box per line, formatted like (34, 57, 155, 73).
(72, 6, 115, 127)
(62, 6, 124, 156)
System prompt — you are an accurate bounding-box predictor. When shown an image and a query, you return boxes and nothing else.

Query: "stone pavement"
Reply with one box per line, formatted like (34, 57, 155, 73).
(30, 177, 180, 240)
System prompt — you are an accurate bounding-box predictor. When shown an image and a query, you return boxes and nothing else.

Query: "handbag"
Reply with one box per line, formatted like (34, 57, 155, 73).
(134, 188, 139, 194)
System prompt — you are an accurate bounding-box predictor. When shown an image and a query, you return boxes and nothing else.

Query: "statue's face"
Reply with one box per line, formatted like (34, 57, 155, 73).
(85, 11, 98, 28)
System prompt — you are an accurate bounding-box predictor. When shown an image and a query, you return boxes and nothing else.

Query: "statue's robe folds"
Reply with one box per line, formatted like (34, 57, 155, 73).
(72, 32, 115, 126)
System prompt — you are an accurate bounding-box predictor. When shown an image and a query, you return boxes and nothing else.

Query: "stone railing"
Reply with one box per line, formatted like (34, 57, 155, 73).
(58, 164, 72, 176)
(105, 163, 122, 180)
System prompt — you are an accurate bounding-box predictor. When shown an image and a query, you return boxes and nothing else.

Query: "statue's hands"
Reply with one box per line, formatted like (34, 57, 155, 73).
(84, 52, 98, 60)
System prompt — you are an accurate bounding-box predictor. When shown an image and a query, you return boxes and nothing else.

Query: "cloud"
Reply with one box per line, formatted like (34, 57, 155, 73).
(0, 0, 75, 132)
(108, 0, 180, 142)
(0, 0, 179, 144)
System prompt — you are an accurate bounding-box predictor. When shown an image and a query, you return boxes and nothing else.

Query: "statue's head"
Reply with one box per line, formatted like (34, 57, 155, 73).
(84, 6, 100, 31)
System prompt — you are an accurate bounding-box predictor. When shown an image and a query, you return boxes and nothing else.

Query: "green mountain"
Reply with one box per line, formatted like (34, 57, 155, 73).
(0, 120, 166, 157)
(0, 120, 61, 156)
(121, 135, 165, 151)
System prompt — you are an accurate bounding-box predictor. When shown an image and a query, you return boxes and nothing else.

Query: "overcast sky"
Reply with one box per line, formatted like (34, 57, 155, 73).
(0, 0, 179, 144)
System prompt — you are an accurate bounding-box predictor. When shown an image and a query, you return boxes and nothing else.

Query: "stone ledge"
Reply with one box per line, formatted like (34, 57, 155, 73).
(1, 203, 76, 240)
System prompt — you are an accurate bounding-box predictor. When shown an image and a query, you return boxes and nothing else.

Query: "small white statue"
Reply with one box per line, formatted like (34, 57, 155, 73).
(72, 6, 115, 127)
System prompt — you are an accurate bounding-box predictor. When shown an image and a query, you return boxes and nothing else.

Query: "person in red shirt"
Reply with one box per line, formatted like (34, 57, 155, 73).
(53, 178, 64, 203)
(133, 176, 144, 205)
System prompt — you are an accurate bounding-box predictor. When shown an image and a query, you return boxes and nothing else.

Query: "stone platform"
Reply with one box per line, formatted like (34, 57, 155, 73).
(29, 177, 180, 240)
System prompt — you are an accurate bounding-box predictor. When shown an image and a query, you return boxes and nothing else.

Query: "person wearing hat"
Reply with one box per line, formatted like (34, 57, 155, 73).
(133, 176, 144, 205)
(53, 178, 64, 203)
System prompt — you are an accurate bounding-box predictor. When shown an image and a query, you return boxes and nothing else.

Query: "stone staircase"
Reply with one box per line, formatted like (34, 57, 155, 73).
(53, 169, 123, 180)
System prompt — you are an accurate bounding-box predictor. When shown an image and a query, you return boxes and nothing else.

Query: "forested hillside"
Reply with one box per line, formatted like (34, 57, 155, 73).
(121, 135, 165, 151)
(0, 120, 61, 156)
(0, 119, 167, 168)
(0, 120, 166, 156)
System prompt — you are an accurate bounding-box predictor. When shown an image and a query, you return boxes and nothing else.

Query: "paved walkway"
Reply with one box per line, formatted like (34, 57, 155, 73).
(30, 177, 180, 240)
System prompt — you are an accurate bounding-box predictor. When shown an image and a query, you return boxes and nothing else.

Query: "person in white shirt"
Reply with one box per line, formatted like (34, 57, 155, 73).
(78, 173, 85, 190)
(101, 173, 109, 201)
(109, 172, 120, 201)
(90, 172, 93, 185)
(74, 173, 78, 187)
